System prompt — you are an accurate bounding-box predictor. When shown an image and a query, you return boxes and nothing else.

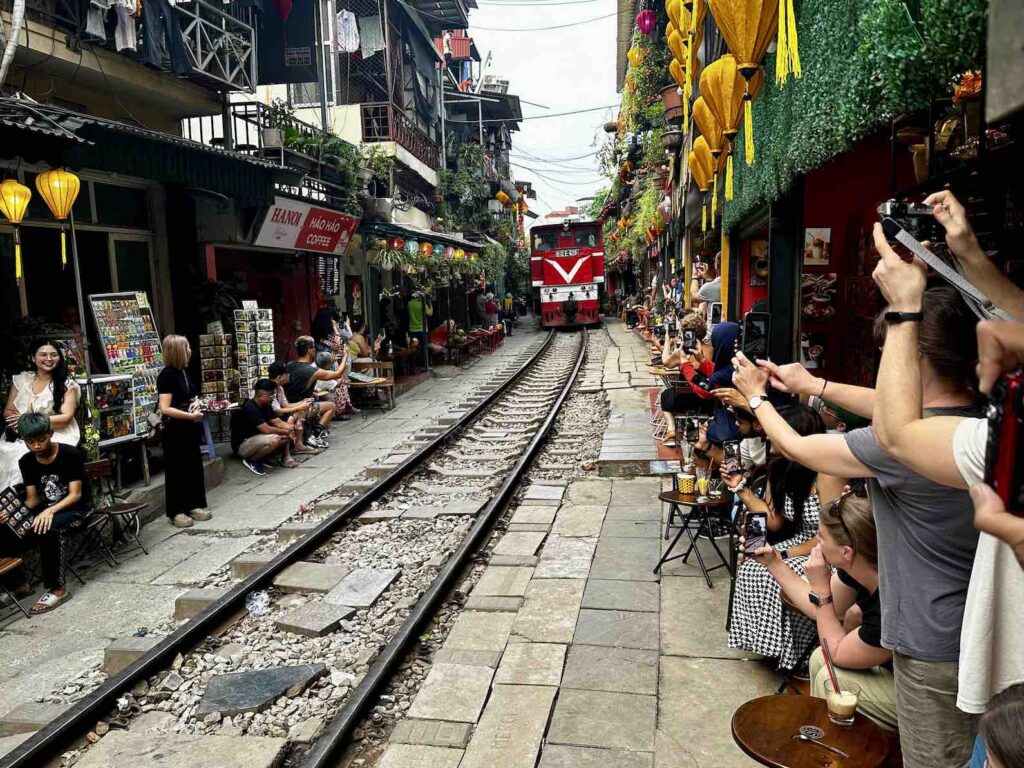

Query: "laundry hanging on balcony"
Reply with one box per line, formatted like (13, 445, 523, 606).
(336, 9, 359, 53)
(357, 14, 384, 58)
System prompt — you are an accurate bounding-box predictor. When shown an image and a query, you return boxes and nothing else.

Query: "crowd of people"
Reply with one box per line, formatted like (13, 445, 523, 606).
(648, 191, 1022, 768)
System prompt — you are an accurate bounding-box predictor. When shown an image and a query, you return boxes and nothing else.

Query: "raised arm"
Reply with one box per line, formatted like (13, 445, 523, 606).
(870, 222, 967, 488)
(756, 359, 876, 419)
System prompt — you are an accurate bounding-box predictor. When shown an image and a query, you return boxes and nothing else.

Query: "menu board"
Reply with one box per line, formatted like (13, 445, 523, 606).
(89, 292, 163, 437)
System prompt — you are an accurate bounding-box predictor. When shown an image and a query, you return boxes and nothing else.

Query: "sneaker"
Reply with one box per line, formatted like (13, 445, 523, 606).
(172, 513, 194, 528)
(189, 508, 213, 521)
(243, 459, 266, 476)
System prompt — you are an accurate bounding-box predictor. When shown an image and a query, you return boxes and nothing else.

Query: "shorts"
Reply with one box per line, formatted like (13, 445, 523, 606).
(238, 434, 280, 459)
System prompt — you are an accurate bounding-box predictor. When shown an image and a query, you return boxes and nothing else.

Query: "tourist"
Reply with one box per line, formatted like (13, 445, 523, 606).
(267, 362, 319, 454)
(690, 253, 721, 319)
(287, 337, 350, 422)
(312, 305, 345, 359)
(484, 293, 500, 328)
(724, 404, 846, 670)
(232, 379, 296, 475)
(475, 289, 488, 327)
(731, 283, 982, 768)
(157, 334, 211, 529)
(314, 351, 357, 416)
(407, 291, 433, 369)
(348, 319, 381, 362)
(0, 414, 91, 613)
(658, 312, 711, 447)
(749, 486, 896, 730)
(681, 321, 741, 445)
(0, 339, 81, 492)
(976, 684, 1024, 768)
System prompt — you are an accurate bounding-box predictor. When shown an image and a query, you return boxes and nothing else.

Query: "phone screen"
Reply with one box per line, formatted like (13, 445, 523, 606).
(684, 417, 699, 442)
(742, 312, 770, 361)
(683, 328, 697, 352)
(710, 302, 723, 325)
(690, 370, 713, 392)
(744, 512, 768, 554)
(723, 440, 742, 475)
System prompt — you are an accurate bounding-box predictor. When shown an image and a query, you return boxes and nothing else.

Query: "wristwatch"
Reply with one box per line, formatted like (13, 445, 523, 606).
(884, 311, 924, 324)
(748, 394, 768, 411)
(809, 592, 834, 607)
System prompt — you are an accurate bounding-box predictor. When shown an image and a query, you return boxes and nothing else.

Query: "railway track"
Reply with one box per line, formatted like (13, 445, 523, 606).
(3, 328, 588, 768)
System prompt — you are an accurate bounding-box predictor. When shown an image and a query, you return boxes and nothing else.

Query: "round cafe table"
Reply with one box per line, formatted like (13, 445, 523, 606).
(732, 695, 889, 768)
(654, 490, 732, 587)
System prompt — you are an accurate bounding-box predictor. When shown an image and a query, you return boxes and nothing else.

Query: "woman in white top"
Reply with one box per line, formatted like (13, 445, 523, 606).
(0, 339, 81, 490)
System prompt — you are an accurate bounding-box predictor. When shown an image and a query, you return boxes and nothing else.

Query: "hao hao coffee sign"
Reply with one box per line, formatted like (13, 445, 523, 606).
(254, 197, 359, 255)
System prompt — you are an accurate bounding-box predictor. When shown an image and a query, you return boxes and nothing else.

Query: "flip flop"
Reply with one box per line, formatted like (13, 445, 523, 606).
(30, 591, 71, 614)
(282, 460, 300, 469)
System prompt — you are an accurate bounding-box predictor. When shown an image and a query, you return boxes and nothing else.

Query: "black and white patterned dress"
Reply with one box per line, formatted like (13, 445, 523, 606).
(727, 493, 821, 669)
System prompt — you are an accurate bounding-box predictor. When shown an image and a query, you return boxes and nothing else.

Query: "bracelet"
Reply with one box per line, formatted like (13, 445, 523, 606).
(819, 379, 828, 399)
(732, 478, 747, 492)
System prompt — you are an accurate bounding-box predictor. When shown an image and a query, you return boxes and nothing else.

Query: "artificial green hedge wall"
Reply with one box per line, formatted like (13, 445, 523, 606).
(722, 0, 987, 231)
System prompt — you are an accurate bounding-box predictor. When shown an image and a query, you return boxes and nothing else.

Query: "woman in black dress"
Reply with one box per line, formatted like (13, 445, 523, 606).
(157, 335, 211, 528)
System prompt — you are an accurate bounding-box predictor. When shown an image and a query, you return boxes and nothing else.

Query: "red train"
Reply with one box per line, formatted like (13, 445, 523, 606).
(529, 219, 605, 327)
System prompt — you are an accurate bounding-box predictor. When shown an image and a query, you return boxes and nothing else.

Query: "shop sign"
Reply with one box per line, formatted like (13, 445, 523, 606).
(254, 197, 360, 255)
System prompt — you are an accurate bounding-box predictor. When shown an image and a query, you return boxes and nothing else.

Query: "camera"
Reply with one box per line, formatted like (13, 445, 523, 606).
(984, 370, 1024, 516)
(877, 199, 944, 244)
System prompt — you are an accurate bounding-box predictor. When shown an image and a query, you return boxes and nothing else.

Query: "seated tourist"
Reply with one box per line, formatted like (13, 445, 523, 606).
(724, 404, 846, 670)
(975, 683, 1024, 768)
(267, 362, 319, 454)
(314, 350, 356, 417)
(348, 320, 381, 362)
(658, 313, 712, 448)
(429, 320, 456, 356)
(0, 413, 90, 614)
(286, 337, 348, 424)
(750, 486, 896, 730)
(232, 379, 297, 474)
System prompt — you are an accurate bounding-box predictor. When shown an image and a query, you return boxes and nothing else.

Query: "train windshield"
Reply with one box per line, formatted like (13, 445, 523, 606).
(573, 225, 600, 249)
(533, 231, 557, 252)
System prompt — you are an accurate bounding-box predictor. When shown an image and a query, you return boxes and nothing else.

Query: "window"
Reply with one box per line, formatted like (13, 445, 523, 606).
(93, 183, 149, 229)
(533, 232, 555, 252)
(574, 226, 599, 249)
(289, 0, 336, 108)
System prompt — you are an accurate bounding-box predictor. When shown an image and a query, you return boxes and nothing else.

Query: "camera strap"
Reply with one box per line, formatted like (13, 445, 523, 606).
(882, 218, 1013, 322)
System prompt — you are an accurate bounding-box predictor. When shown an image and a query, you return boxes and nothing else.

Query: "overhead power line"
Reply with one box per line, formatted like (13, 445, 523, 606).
(511, 162, 606, 186)
(395, 0, 624, 31)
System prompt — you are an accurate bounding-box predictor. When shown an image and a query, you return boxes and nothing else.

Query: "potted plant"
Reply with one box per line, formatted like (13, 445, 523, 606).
(262, 98, 295, 148)
(661, 129, 684, 152)
(660, 85, 684, 125)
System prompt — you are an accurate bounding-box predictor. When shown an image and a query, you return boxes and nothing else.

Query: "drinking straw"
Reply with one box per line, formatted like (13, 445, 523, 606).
(821, 639, 841, 693)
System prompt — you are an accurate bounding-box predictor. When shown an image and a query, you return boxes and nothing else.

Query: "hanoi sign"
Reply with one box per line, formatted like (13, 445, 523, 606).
(254, 197, 360, 255)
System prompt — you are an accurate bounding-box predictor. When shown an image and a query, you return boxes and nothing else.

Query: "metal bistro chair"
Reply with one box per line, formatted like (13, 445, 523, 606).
(83, 459, 150, 559)
(0, 558, 30, 618)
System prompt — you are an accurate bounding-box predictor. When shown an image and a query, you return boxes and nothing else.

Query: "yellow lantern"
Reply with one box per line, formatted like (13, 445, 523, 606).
(688, 149, 711, 193)
(627, 46, 643, 69)
(666, 0, 682, 30)
(455, 248, 465, 260)
(0, 179, 31, 281)
(495, 190, 510, 206)
(35, 168, 81, 269)
(679, 1, 706, 42)
(693, 98, 724, 160)
(700, 54, 764, 195)
(669, 58, 686, 89)
(668, 29, 685, 63)
(707, 0, 780, 164)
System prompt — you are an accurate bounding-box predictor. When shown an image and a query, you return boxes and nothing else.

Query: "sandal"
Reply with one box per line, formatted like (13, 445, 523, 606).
(282, 460, 299, 469)
(31, 590, 71, 614)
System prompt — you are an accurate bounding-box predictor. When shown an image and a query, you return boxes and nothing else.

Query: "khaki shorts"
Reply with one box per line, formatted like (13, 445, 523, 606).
(238, 434, 280, 459)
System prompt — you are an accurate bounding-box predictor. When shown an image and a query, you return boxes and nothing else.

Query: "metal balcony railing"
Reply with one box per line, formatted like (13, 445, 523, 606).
(361, 102, 440, 170)
(5, 0, 255, 93)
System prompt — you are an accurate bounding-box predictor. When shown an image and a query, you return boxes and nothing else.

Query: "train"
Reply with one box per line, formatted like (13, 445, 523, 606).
(529, 219, 605, 328)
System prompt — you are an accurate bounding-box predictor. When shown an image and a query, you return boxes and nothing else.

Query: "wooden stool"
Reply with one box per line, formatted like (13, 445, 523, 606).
(732, 695, 889, 768)
(0, 558, 30, 618)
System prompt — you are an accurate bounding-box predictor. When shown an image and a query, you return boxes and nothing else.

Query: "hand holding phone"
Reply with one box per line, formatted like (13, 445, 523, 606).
(683, 328, 697, 353)
(984, 371, 1024, 516)
(723, 440, 742, 475)
(690, 370, 713, 393)
(743, 512, 768, 555)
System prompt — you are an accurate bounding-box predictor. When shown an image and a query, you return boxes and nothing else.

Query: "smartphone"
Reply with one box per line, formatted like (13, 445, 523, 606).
(683, 416, 699, 443)
(709, 302, 723, 326)
(744, 512, 768, 554)
(682, 328, 697, 353)
(984, 371, 1024, 516)
(723, 439, 742, 475)
(741, 311, 771, 361)
(690, 370, 713, 393)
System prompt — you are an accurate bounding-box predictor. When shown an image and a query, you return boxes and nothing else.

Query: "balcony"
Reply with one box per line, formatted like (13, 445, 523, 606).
(361, 102, 440, 171)
(4, 0, 255, 92)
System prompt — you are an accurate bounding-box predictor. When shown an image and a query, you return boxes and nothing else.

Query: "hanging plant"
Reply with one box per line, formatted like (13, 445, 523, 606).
(371, 246, 408, 271)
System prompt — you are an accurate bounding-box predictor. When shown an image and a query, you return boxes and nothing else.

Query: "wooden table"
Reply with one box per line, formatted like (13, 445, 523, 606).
(732, 695, 889, 768)
(654, 490, 733, 587)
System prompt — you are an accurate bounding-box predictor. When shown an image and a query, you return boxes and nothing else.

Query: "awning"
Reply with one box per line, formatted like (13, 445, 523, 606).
(0, 98, 300, 207)
(360, 221, 481, 251)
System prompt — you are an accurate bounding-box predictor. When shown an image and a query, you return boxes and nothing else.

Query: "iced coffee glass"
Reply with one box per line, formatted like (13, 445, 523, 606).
(824, 679, 861, 726)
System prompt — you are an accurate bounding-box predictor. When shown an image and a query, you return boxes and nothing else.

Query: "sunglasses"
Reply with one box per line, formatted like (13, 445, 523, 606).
(831, 481, 868, 544)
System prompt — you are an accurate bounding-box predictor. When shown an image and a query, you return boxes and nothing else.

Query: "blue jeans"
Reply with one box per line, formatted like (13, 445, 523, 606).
(970, 735, 986, 768)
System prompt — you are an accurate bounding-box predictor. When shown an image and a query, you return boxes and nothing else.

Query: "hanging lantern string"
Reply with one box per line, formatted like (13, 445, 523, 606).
(711, 171, 718, 221)
(775, 0, 802, 84)
(725, 150, 735, 200)
(744, 90, 755, 165)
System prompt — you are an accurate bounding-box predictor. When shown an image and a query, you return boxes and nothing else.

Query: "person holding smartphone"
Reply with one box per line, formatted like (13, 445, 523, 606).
(658, 313, 711, 447)
(679, 321, 742, 446)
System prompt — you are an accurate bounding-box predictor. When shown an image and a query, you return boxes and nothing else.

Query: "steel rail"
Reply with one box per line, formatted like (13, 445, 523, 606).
(302, 328, 587, 767)
(3, 330, 564, 768)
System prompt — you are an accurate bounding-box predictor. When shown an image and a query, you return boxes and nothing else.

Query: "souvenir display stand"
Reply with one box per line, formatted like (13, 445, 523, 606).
(233, 305, 275, 400)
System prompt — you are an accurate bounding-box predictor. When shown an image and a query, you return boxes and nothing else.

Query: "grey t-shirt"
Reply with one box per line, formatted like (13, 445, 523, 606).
(845, 417, 980, 662)
(697, 276, 721, 304)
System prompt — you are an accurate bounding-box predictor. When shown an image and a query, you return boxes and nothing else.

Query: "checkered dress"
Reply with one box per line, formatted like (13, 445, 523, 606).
(727, 493, 821, 670)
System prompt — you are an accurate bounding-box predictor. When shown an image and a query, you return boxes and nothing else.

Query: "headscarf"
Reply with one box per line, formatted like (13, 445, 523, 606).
(706, 321, 741, 443)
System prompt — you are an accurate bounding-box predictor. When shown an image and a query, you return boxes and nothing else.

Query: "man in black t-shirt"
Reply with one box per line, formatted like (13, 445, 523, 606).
(0, 413, 90, 614)
(232, 379, 296, 476)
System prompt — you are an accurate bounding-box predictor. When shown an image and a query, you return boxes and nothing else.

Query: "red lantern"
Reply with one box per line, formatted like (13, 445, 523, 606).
(391, 237, 405, 250)
(636, 8, 657, 35)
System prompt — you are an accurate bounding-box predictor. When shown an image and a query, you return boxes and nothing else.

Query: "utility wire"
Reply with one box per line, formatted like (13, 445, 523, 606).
(511, 162, 607, 187)
(474, 103, 618, 123)
(396, 0, 624, 31)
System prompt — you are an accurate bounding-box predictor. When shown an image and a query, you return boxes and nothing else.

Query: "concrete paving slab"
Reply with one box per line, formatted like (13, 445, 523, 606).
(407, 663, 494, 723)
(464, 595, 523, 611)
(659, 577, 749, 659)
(573, 609, 659, 650)
(492, 531, 546, 557)
(524, 484, 565, 501)
(441, 611, 515, 653)
(357, 509, 403, 524)
(551, 505, 606, 538)
(595, 536, 662, 562)
(152, 536, 260, 586)
(473, 566, 534, 597)
(272, 562, 350, 593)
(324, 568, 400, 608)
(588, 555, 659, 582)
(565, 480, 612, 506)
(103, 634, 162, 675)
(93, 534, 208, 584)
(512, 579, 585, 644)
(229, 551, 275, 580)
(561, 645, 658, 695)
(277, 521, 318, 543)
(600, 520, 662, 538)
(657, 656, 777, 768)
(508, 523, 551, 533)
(548, 689, 656, 752)
(188, 495, 300, 534)
(493, 642, 566, 687)
(582, 580, 659, 613)
(175, 587, 229, 620)
(432, 648, 503, 667)
(0, 702, 68, 736)
(510, 506, 558, 525)
(539, 745, 653, 768)
(197, 663, 325, 716)
(274, 602, 355, 637)
(603, 505, 662, 522)
(73, 731, 287, 768)
(534, 535, 596, 579)
(0, 732, 35, 760)
(379, 744, 465, 768)
(488, 554, 539, 566)
(390, 719, 473, 749)
(410, 483, 489, 497)
(459, 684, 557, 768)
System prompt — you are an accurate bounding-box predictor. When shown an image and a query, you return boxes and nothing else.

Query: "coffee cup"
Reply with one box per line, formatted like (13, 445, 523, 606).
(677, 474, 695, 494)
(825, 679, 860, 726)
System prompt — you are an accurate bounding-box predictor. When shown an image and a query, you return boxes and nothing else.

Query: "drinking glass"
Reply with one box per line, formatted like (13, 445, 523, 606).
(824, 679, 861, 726)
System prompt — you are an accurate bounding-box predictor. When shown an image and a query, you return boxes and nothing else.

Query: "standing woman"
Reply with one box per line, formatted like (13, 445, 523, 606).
(0, 339, 81, 491)
(157, 335, 212, 529)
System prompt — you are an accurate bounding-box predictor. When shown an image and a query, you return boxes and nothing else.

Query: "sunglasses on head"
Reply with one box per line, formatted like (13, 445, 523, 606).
(831, 481, 868, 543)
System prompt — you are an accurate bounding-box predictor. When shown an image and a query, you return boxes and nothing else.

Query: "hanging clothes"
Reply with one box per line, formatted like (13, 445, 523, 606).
(357, 14, 384, 58)
(336, 9, 359, 53)
(113, 0, 138, 51)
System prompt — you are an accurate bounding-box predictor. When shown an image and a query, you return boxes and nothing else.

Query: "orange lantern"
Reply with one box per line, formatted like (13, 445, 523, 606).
(666, 0, 682, 30)
(700, 54, 764, 197)
(0, 179, 31, 281)
(707, 0, 779, 163)
(694, 99, 725, 217)
(668, 28, 685, 63)
(35, 168, 81, 269)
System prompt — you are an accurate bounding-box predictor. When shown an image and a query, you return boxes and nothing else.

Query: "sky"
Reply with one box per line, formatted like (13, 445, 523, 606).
(464, 0, 621, 225)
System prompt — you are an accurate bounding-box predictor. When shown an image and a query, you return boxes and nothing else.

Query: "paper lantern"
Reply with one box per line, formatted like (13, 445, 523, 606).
(405, 239, 419, 254)
(455, 248, 465, 259)
(687, 149, 711, 193)
(495, 190, 511, 206)
(444, 246, 455, 258)
(391, 237, 405, 251)
(693, 97, 724, 159)
(669, 58, 686, 89)
(627, 46, 642, 69)
(636, 8, 656, 35)
(700, 54, 764, 191)
(34, 168, 81, 270)
(668, 28, 685, 63)
(420, 242, 433, 256)
(707, 0, 779, 163)
(0, 179, 31, 281)
(666, 0, 682, 30)
(679, 0, 706, 43)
